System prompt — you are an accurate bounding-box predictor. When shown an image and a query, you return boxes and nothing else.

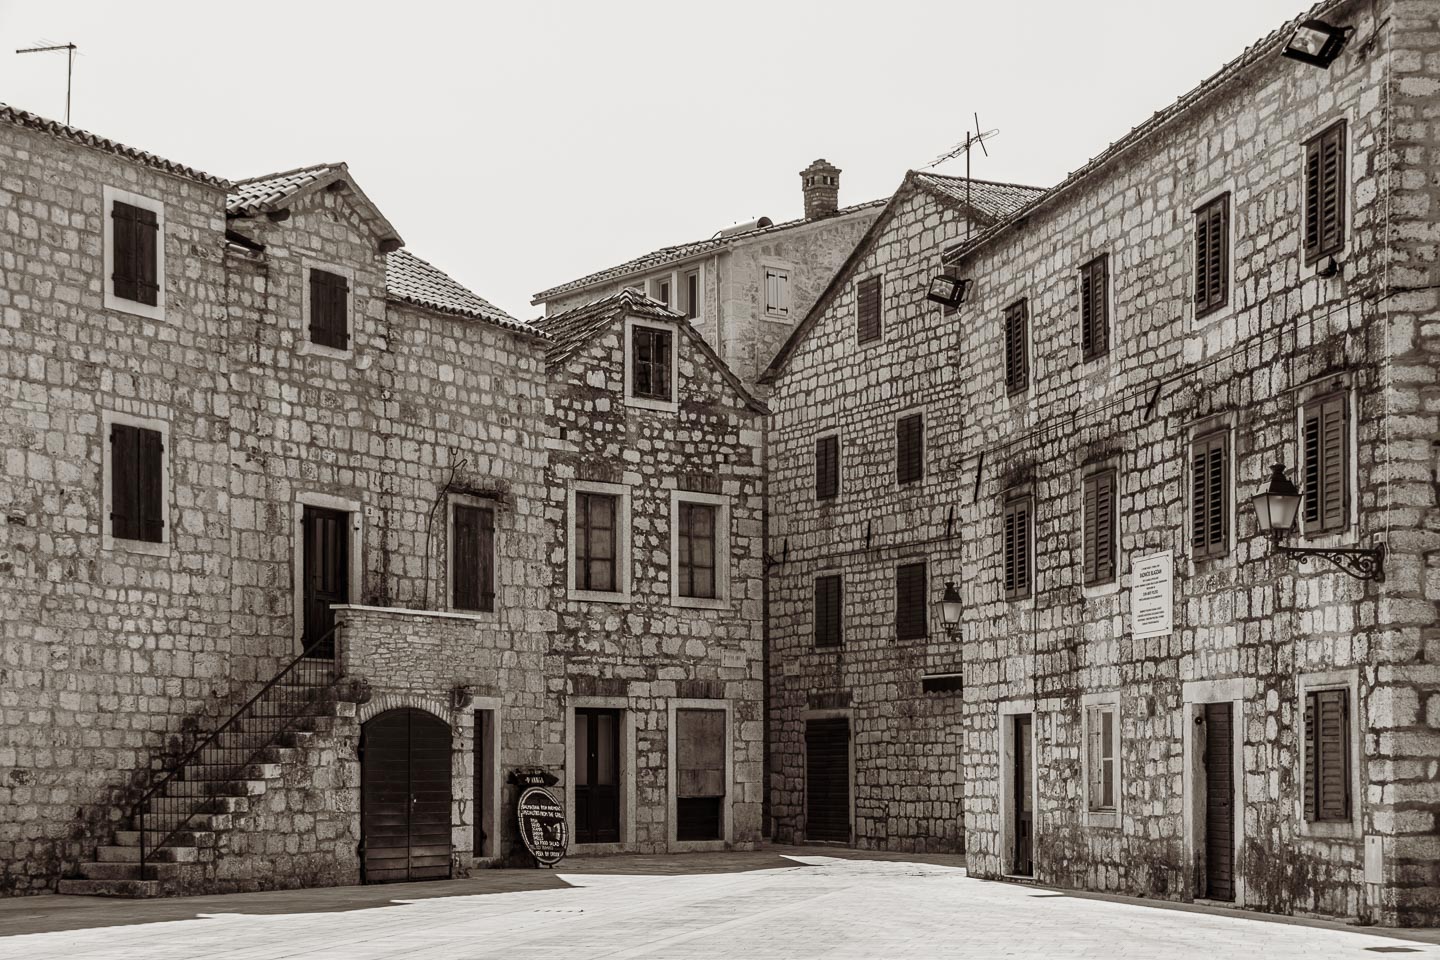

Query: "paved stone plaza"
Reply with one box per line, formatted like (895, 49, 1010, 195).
(1, 849, 1436, 959)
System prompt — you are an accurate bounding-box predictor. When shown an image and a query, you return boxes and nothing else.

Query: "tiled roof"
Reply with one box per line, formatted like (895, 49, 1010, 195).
(227, 163, 342, 216)
(912, 174, 1047, 219)
(384, 250, 529, 332)
(532, 289, 677, 366)
(0, 103, 226, 186)
(531, 199, 887, 304)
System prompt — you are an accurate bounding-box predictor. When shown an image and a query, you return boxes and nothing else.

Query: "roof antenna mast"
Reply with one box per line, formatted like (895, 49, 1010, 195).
(926, 113, 999, 239)
(16, 42, 77, 125)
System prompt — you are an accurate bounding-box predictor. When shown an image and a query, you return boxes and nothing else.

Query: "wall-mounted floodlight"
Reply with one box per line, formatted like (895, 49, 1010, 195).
(1281, 19, 1350, 68)
(927, 274, 972, 309)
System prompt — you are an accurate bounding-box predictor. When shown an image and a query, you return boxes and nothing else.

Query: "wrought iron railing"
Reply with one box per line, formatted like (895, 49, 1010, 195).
(131, 626, 341, 875)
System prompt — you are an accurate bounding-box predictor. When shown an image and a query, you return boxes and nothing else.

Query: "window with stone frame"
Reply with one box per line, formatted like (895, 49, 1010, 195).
(765, 267, 790, 319)
(631, 324, 674, 402)
(1194, 193, 1230, 318)
(1002, 494, 1032, 601)
(575, 491, 619, 593)
(676, 501, 717, 599)
(1303, 120, 1347, 264)
(109, 423, 164, 543)
(1304, 687, 1351, 822)
(1082, 469, 1117, 586)
(815, 433, 840, 501)
(1302, 391, 1348, 535)
(308, 268, 350, 350)
(1079, 254, 1109, 360)
(814, 573, 843, 648)
(1086, 703, 1119, 812)
(111, 200, 159, 307)
(1004, 299, 1029, 394)
(895, 560, 927, 641)
(896, 413, 924, 486)
(1190, 431, 1229, 560)
(451, 503, 495, 612)
(856, 275, 882, 344)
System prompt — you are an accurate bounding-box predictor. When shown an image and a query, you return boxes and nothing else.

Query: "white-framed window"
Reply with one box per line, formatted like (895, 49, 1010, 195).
(623, 316, 680, 412)
(648, 275, 672, 308)
(764, 266, 790, 320)
(680, 267, 703, 321)
(1082, 691, 1121, 827)
(669, 490, 730, 609)
(102, 185, 166, 321)
(299, 259, 355, 359)
(101, 408, 170, 556)
(1297, 668, 1361, 839)
(447, 495, 498, 615)
(567, 480, 632, 602)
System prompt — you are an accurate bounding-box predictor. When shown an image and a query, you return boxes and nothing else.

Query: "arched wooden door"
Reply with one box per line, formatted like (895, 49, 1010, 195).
(361, 709, 453, 883)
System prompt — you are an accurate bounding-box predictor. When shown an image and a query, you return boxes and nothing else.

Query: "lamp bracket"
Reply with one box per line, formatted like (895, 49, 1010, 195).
(1274, 542, 1384, 582)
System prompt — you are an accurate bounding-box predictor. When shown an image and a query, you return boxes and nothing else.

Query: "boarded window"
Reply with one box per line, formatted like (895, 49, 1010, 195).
(1082, 470, 1117, 586)
(631, 325, 673, 401)
(1304, 688, 1350, 822)
(452, 504, 495, 612)
(814, 574, 843, 648)
(109, 423, 164, 543)
(1002, 495, 1032, 600)
(765, 268, 790, 317)
(111, 200, 159, 306)
(575, 492, 619, 592)
(1302, 392, 1348, 535)
(1086, 704, 1118, 811)
(675, 709, 726, 841)
(1304, 121, 1346, 263)
(815, 434, 839, 500)
(1080, 255, 1109, 359)
(856, 276, 882, 344)
(1194, 194, 1230, 318)
(1005, 299, 1029, 394)
(677, 501, 718, 599)
(895, 561, 927, 641)
(896, 413, 924, 485)
(1191, 432, 1229, 559)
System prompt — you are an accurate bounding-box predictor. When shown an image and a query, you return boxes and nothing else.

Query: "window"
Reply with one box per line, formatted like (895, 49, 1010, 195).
(1002, 495, 1032, 600)
(1304, 121, 1347, 264)
(308, 268, 350, 350)
(681, 268, 701, 320)
(1194, 193, 1230, 318)
(1004, 299, 1029, 394)
(631, 324, 674, 402)
(675, 708, 726, 842)
(815, 434, 839, 501)
(1082, 470, 1117, 586)
(451, 503, 495, 612)
(676, 501, 717, 599)
(575, 491, 619, 593)
(895, 561, 927, 640)
(856, 275, 882, 344)
(896, 413, 924, 485)
(648, 276, 671, 307)
(1304, 688, 1350, 822)
(814, 574, 843, 648)
(109, 422, 164, 543)
(1302, 391, 1348, 535)
(765, 267, 790, 318)
(111, 200, 159, 307)
(1086, 703, 1119, 812)
(1080, 255, 1109, 359)
(1190, 432, 1229, 559)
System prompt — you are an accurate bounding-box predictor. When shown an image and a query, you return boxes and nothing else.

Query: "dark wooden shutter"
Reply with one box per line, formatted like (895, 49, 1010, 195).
(110, 423, 163, 542)
(856, 276, 882, 344)
(1083, 470, 1116, 585)
(814, 574, 842, 648)
(1005, 299, 1029, 393)
(452, 505, 494, 612)
(1080, 255, 1109, 359)
(896, 414, 923, 485)
(1190, 433, 1228, 559)
(805, 718, 851, 843)
(895, 561, 927, 640)
(309, 269, 350, 349)
(1194, 195, 1230, 317)
(815, 435, 839, 500)
(1307, 689, 1350, 822)
(1003, 496, 1031, 600)
(137, 427, 164, 542)
(111, 201, 159, 306)
(1304, 121, 1346, 263)
(1303, 392, 1348, 534)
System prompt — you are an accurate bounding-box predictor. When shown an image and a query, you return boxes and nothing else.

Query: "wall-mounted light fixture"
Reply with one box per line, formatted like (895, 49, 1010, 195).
(927, 274, 972, 309)
(1281, 18, 1351, 69)
(940, 581, 963, 629)
(1250, 463, 1384, 581)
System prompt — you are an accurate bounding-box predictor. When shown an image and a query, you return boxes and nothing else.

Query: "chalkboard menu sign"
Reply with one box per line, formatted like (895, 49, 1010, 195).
(517, 786, 568, 867)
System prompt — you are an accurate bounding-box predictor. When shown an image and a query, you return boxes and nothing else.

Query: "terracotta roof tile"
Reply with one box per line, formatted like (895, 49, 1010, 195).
(0, 103, 226, 186)
(385, 250, 530, 333)
(532, 289, 675, 366)
(227, 163, 343, 216)
(911, 174, 1047, 218)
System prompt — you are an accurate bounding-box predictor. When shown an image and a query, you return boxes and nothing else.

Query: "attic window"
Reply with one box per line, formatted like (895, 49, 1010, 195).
(627, 320, 676, 409)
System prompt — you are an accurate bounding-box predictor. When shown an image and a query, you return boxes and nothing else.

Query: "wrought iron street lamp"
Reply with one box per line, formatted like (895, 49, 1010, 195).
(1250, 463, 1384, 581)
(940, 581, 963, 628)
(1281, 19, 1351, 69)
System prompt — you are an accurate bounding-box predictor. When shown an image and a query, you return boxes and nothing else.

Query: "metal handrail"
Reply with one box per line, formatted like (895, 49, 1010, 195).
(132, 625, 341, 875)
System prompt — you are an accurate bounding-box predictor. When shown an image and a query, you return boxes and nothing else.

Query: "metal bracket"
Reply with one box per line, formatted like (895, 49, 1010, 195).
(1274, 542, 1385, 582)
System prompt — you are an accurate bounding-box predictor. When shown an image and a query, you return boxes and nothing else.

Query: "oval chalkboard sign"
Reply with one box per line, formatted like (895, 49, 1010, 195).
(517, 786, 568, 867)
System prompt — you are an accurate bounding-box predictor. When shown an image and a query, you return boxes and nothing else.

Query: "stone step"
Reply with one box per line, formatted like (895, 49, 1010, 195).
(113, 829, 216, 848)
(130, 812, 233, 833)
(179, 762, 282, 782)
(79, 861, 187, 881)
(97, 844, 198, 864)
(163, 778, 268, 799)
(57, 878, 161, 898)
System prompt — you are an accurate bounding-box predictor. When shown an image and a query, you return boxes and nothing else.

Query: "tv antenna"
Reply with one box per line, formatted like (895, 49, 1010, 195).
(16, 42, 77, 125)
(926, 113, 999, 239)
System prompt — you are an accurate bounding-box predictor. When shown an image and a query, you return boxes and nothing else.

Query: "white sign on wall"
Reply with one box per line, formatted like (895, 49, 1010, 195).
(1131, 552, 1174, 639)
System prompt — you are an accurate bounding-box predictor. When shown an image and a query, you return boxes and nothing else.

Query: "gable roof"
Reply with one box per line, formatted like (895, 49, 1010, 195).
(532, 289, 768, 414)
(0, 103, 226, 187)
(531, 199, 888, 305)
(228, 162, 404, 249)
(385, 250, 533, 334)
(757, 173, 1046, 384)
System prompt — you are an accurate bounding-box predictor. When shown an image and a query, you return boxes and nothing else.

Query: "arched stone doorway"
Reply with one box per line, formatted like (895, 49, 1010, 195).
(361, 708, 453, 883)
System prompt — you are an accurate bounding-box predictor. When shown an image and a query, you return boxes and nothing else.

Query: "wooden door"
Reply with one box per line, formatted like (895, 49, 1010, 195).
(1203, 702, 1235, 900)
(1013, 714, 1034, 876)
(804, 717, 850, 843)
(361, 709, 453, 883)
(575, 709, 621, 844)
(302, 505, 348, 658)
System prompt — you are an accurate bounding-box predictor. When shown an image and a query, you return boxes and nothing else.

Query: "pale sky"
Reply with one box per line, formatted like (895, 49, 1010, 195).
(1, 1, 1310, 320)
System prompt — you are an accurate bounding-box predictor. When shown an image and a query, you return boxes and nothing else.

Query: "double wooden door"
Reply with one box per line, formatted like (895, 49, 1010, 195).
(804, 718, 851, 843)
(361, 709, 452, 883)
(575, 708, 621, 844)
(1203, 702, 1235, 901)
(302, 505, 348, 658)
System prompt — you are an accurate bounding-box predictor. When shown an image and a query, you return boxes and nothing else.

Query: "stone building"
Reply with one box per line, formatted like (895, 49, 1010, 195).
(760, 0, 1439, 928)
(535, 288, 768, 854)
(533, 160, 882, 391)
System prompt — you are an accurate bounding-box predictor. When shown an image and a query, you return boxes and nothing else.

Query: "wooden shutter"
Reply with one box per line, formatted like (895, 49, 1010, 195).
(814, 574, 843, 648)
(1304, 121, 1346, 263)
(1302, 392, 1348, 534)
(856, 276, 881, 344)
(1306, 689, 1350, 822)
(1303, 693, 1318, 822)
(452, 505, 494, 612)
(1080, 255, 1109, 359)
(110, 423, 163, 542)
(309, 269, 350, 349)
(815, 435, 839, 500)
(1003, 496, 1031, 600)
(895, 561, 927, 640)
(1194, 195, 1229, 317)
(111, 201, 159, 306)
(137, 427, 164, 542)
(1083, 470, 1116, 585)
(1005, 300, 1029, 393)
(1087, 707, 1104, 809)
(896, 414, 923, 485)
(1190, 432, 1229, 559)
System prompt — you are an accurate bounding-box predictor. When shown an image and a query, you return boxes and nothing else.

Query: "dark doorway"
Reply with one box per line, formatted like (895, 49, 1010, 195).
(804, 717, 850, 843)
(575, 708, 621, 844)
(1203, 702, 1235, 901)
(302, 505, 349, 658)
(473, 709, 492, 858)
(361, 709, 452, 883)
(1012, 714, 1034, 876)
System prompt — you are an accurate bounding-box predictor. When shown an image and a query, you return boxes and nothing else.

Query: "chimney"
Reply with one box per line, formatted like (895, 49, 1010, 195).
(801, 159, 841, 219)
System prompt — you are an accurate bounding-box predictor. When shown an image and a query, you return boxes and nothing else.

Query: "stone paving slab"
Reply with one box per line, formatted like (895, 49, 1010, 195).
(0, 847, 1436, 959)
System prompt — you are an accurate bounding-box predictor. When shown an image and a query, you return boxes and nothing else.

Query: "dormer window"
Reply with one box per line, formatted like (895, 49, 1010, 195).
(626, 319, 677, 410)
